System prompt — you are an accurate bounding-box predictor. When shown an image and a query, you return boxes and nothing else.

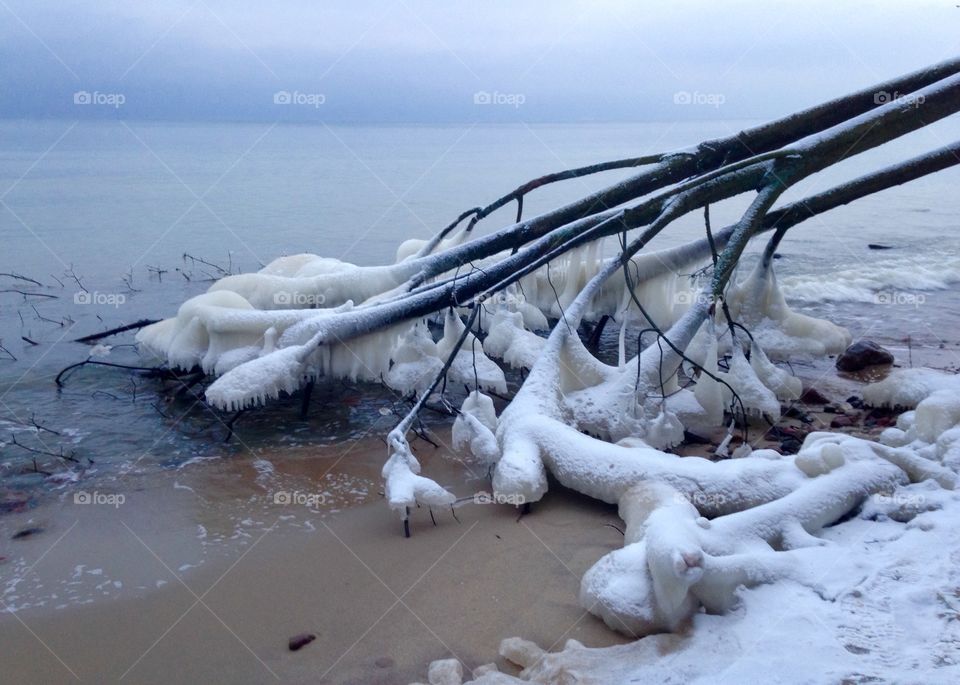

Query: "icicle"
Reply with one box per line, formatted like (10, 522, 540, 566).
(617, 318, 627, 369)
(719, 343, 781, 420)
(644, 407, 685, 450)
(750, 340, 802, 401)
(694, 322, 724, 426)
(206, 344, 311, 411)
(715, 420, 735, 458)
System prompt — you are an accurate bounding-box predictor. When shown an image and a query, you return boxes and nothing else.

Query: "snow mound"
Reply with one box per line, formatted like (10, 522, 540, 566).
(864, 368, 960, 408)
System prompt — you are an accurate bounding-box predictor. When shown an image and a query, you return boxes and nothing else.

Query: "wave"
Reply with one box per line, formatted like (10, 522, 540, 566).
(780, 253, 960, 304)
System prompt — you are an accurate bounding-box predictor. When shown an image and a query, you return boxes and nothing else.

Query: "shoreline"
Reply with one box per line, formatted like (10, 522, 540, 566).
(1, 427, 634, 683)
(2, 344, 957, 683)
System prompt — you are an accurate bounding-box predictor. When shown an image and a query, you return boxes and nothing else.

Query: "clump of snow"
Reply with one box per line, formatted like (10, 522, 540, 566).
(425, 658, 464, 685)
(914, 390, 960, 442)
(452, 391, 499, 466)
(382, 446, 455, 518)
(864, 368, 960, 409)
(481, 310, 545, 370)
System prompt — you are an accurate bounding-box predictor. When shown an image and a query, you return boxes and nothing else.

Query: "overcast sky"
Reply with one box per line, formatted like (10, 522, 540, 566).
(1, 0, 958, 122)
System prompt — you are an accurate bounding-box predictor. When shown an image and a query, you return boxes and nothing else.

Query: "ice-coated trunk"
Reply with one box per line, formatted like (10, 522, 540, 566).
(581, 456, 907, 636)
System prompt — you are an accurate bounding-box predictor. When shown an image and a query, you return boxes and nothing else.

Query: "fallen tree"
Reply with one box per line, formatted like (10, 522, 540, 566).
(130, 58, 960, 676)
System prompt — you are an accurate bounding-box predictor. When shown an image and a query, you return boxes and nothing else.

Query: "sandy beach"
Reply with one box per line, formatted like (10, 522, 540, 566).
(3, 342, 958, 684)
(0, 430, 631, 684)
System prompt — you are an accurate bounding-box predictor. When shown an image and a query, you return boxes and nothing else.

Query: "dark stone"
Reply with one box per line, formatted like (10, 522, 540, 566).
(836, 341, 894, 372)
(288, 633, 316, 651)
(844, 644, 871, 654)
(780, 437, 803, 454)
(799, 387, 831, 405)
(0, 492, 31, 514)
(766, 425, 807, 442)
(683, 430, 711, 445)
(783, 406, 808, 420)
(865, 408, 897, 428)
(867, 243, 893, 250)
(847, 396, 865, 409)
(830, 415, 858, 428)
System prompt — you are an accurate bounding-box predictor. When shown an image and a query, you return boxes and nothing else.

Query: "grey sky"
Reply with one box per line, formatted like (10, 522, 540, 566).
(1, 0, 958, 122)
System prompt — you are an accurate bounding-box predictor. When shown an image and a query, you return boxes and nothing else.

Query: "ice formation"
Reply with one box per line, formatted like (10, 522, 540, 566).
(138, 224, 850, 516)
(139, 219, 926, 682)
(863, 367, 960, 409)
(382, 444, 456, 516)
(417, 370, 960, 684)
(725, 258, 852, 358)
(119, 60, 960, 684)
(451, 391, 500, 467)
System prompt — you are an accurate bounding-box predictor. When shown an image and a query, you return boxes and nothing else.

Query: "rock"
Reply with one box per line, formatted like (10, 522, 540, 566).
(783, 406, 809, 420)
(864, 407, 897, 428)
(766, 425, 806, 442)
(0, 492, 31, 514)
(472, 663, 499, 678)
(800, 387, 831, 405)
(836, 341, 894, 372)
(682, 430, 711, 444)
(867, 243, 893, 250)
(428, 658, 463, 685)
(288, 633, 316, 651)
(500, 637, 545, 668)
(847, 396, 865, 409)
(830, 415, 858, 428)
(780, 437, 803, 454)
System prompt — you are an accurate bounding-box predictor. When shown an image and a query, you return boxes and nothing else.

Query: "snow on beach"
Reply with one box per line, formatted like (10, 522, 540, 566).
(129, 223, 960, 685)
(416, 369, 960, 684)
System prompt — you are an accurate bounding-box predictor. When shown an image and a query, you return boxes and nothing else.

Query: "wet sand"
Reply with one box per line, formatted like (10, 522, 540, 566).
(2, 341, 956, 684)
(0, 431, 630, 684)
